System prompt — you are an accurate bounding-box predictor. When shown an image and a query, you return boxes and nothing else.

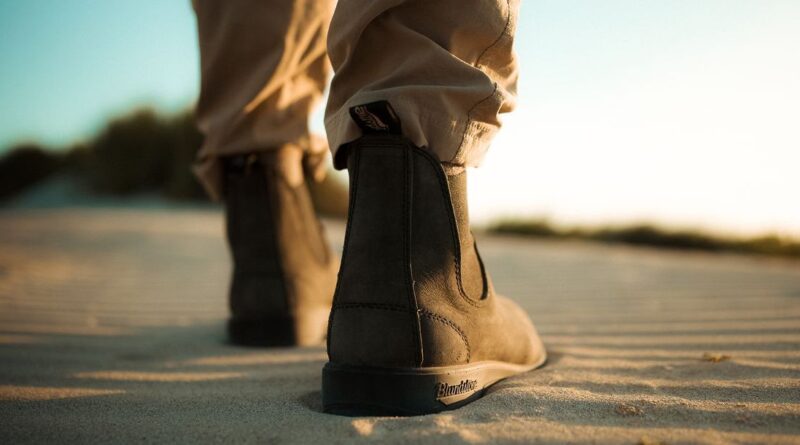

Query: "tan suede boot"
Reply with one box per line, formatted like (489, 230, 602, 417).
(223, 147, 338, 346)
(322, 131, 547, 415)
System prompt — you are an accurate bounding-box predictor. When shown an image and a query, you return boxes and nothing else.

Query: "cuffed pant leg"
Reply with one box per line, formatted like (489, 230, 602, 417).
(192, 0, 334, 200)
(324, 0, 520, 170)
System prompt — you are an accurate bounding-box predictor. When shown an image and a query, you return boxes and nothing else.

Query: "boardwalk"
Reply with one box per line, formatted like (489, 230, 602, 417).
(1, 209, 799, 444)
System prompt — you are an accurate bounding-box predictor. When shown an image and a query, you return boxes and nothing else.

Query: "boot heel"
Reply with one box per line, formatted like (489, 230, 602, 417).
(227, 307, 329, 347)
(321, 359, 544, 416)
(227, 316, 297, 346)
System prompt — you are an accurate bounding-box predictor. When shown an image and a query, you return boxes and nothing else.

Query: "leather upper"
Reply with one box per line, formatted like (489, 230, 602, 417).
(224, 148, 338, 327)
(327, 134, 545, 368)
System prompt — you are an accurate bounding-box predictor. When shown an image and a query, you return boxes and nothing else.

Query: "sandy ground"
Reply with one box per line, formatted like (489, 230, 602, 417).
(0, 208, 798, 444)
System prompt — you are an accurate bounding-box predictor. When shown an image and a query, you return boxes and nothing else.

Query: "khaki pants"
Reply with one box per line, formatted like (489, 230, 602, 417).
(193, 0, 520, 199)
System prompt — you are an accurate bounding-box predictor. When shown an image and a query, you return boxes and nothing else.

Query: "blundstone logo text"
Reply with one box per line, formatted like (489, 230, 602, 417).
(435, 380, 478, 399)
(354, 106, 389, 131)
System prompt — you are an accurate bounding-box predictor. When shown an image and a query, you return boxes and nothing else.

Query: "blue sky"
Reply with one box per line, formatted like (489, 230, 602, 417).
(1, 1, 798, 235)
(0, 0, 198, 148)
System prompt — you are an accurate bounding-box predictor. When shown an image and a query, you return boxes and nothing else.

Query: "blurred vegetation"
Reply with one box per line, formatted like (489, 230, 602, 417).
(3, 107, 796, 257)
(74, 109, 206, 199)
(0, 108, 348, 216)
(490, 219, 800, 259)
(0, 144, 66, 201)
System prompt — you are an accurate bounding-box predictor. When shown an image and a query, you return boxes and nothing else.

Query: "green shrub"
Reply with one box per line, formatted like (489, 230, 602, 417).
(0, 144, 64, 201)
(489, 218, 800, 259)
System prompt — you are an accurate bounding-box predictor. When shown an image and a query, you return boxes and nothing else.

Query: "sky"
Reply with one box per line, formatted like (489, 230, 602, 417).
(0, 1, 198, 145)
(1, 0, 798, 236)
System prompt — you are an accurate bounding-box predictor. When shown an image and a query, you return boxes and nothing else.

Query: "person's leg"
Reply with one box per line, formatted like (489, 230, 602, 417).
(193, 0, 333, 197)
(324, 0, 520, 171)
(322, 0, 546, 414)
(193, 0, 337, 346)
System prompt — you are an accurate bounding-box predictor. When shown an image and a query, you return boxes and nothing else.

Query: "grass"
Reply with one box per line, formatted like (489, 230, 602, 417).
(489, 219, 800, 259)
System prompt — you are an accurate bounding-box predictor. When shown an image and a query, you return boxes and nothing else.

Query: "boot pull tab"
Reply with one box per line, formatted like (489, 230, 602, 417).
(349, 101, 402, 135)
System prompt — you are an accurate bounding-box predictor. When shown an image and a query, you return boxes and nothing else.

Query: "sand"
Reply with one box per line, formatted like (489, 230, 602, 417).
(0, 208, 798, 444)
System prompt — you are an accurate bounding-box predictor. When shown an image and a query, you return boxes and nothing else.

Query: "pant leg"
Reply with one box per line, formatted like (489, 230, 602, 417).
(192, 0, 334, 200)
(324, 0, 520, 170)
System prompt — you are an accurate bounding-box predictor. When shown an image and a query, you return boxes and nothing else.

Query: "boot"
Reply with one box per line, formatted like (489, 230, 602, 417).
(223, 147, 338, 346)
(322, 133, 547, 415)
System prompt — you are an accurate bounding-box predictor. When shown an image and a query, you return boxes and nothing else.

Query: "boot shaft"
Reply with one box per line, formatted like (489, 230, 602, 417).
(328, 135, 488, 367)
(223, 149, 337, 346)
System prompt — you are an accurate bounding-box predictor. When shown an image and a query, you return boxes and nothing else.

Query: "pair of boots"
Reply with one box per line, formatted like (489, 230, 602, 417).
(222, 131, 546, 416)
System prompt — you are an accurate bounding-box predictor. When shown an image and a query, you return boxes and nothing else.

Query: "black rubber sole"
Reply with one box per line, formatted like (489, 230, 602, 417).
(322, 354, 547, 416)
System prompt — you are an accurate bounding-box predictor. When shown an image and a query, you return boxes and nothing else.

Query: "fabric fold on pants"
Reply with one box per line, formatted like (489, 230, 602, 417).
(192, 0, 333, 200)
(324, 0, 520, 169)
(192, 0, 520, 198)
